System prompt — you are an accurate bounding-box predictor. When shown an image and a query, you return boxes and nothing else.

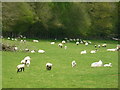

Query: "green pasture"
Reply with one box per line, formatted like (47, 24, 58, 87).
(2, 39, 118, 88)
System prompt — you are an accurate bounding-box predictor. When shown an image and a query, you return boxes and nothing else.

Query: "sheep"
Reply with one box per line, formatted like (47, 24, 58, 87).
(17, 64, 25, 73)
(72, 61, 76, 67)
(38, 49, 45, 53)
(104, 63, 112, 67)
(107, 49, 117, 51)
(88, 41, 91, 44)
(76, 38, 79, 41)
(21, 59, 26, 64)
(7, 37, 10, 40)
(33, 40, 39, 43)
(58, 43, 63, 48)
(25, 48, 29, 52)
(46, 63, 52, 70)
(62, 40, 66, 44)
(91, 60, 103, 67)
(80, 41, 83, 44)
(20, 40, 26, 43)
(14, 38, 17, 41)
(31, 50, 35, 53)
(90, 50, 96, 54)
(64, 46, 67, 50)
(102, 44, 107, 47)
(76, 42, 79, 45)
(95, 45, 97, 48)
(14, 46, 18, 51)
(11, 38, 14, 40)
(81, 50, 87, 54)
(98, 45, 101, 48)
(85, 42, 88, 46)
(51, 42, 55, 45)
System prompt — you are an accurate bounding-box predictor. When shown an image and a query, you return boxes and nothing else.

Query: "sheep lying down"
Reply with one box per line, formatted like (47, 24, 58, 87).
(46, 63, 52, 70)
(17, 64, 25, 73)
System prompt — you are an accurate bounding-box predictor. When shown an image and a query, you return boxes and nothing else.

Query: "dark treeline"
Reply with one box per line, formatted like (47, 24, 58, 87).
(2, 2, 119, 39)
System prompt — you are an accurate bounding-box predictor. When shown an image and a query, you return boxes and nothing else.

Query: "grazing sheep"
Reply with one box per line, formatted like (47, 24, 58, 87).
(46, 63, 52, 70)
(85, 42, 88, 46)
(58, 43, 63, 48)
(76, 42, 79, 45)
(102, 44, 107, 47)
(107, 49, 117, 51)
(62, 40, 66, 44)
(7, 37, 10, 40)
(33, 40, 39, 43)
(51, 42, 55, 45)
(91, 60, 103, 67)
(38, 49, 45, 53)
(64, 46, 67, 50)
(104, 63, 112, 67)
(31, 50, 35, 53)
(81, 50, 87, 54)
(72, 61, 76, 67)
(90, 50, 96, 54)
(14, 46, 18, 51)
(95, 45, 97, 48)
(17, 64, 25, 73)
(25, 48, 29, 52)
(98, 45, 101, 48)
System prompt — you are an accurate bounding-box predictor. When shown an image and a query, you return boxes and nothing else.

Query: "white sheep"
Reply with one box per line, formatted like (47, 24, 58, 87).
(98, 45, 101, 48)
(46, 63, 53, 70)
(33, 40, 39, 43)
(58, 43, 63, 48)
(11, 38, 14, 40)
(90, 50, 96, 54)
(38, 49, 45, 53)
(64, 46, 67, 50)
(8, 37, 10, 40)
(21, 59, 26, 64)
(91, 60, 103, 67)
(25, 48, 29, 52)
(17, 64, 25, 73)
(81, 50, 87, 54)
(85, 42, 88, 46)
(76, 42, 79, 45)
(72, 61, 76, 67)
(31, 50, 35, 53)
(51, 42, 55, 45)
(80, 41, 83, 44)
(15, 38, 17, 41)
(104, 63, 112, 67)
(102, 44, 107, 47)
(62, 40, 66, 44)
(14, 46, 18, 51)
(107, 49, 117, 51)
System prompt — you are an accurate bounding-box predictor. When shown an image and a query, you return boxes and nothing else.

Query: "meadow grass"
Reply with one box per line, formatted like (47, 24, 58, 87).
(2, 39, 118, 88)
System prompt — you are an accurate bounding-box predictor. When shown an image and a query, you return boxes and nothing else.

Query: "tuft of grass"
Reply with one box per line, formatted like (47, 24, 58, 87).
(2, 39, 118, 88)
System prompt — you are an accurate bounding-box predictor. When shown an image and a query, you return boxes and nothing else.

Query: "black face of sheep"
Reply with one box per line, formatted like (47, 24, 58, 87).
(17, 67, 25, 73)
(46, 65, 52, 70)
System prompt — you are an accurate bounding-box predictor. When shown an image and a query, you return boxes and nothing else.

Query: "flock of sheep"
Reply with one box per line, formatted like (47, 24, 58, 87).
(2, 35, 119, 72)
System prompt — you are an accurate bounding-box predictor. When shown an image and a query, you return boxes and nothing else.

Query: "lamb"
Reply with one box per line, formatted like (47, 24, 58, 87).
(51, 42, 55, 45)
(62, 40, 66, 44)
(38, 49, 45, 53)
(64, 46, 67, 50)
(76, 42, 79, 45)
(58, 43, 63, 48)
(91, 60, 103, 67)
(104, 63, 112, 67)
(7, 37, 10, 40)
(107, 49, 117, 51)
(81, 50, 87, 54)
(17, 64, 25, 73)
(33, 40, 39, 43)
(46, 63, 53, 70)
(72, 61, 76, 67)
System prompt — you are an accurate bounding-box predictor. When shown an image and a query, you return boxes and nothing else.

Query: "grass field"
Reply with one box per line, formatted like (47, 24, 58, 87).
(2, 39, 118, 88)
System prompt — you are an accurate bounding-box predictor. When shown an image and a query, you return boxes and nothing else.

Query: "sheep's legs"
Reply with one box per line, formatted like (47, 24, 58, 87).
(17, 69, 20, 73)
